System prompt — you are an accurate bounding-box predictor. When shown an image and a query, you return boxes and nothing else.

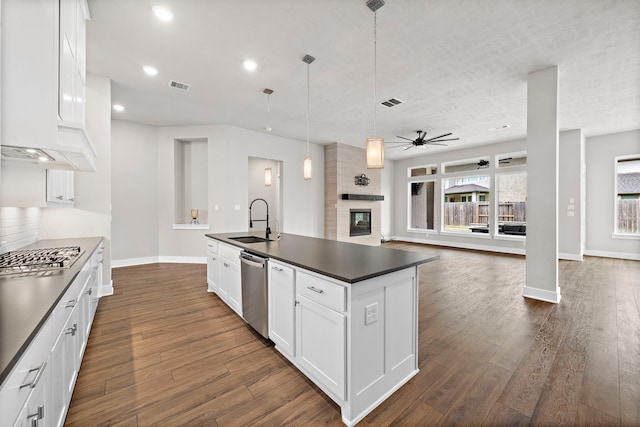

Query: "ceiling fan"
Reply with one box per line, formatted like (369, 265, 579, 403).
(477, 158, 512, 168)
(387, 130, 459, 151)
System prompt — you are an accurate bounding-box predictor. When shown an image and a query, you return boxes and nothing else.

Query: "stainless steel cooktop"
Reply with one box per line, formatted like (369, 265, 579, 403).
(0, 246, 84, 276)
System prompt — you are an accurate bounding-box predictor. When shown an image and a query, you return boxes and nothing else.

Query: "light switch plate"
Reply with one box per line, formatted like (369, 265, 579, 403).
(234, 204, 240, 210)
(365, 303, 378, 325)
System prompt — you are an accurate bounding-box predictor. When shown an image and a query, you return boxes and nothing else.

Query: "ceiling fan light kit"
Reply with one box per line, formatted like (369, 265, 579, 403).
(388, 130, 460, 151)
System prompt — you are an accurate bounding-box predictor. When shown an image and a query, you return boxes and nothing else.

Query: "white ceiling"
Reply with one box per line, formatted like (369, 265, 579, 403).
(86, 0, 640, 160)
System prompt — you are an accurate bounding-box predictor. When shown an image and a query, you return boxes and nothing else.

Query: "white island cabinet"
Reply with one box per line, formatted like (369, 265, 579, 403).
(206, 239, 242, 316)
(207, 233, 434, 427)
(269, 261, 419, 426)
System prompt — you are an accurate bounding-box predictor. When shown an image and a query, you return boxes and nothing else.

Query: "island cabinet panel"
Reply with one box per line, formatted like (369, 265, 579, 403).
(206, 239, 219, 292)
(346, 267, 419, 423)
(268, 260, 295, 357)
(296, 294, 346, 401)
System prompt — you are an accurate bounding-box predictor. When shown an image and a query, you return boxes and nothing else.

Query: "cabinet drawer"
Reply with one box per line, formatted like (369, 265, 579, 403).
(297, 272, 345, 312)
(218, 243, 241, 266)
(206, 239, 218, 255)
(0, 318, 52, 427)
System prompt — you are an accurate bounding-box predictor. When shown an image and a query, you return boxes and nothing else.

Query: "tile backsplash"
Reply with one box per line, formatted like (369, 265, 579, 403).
(0, 207, 42, 253)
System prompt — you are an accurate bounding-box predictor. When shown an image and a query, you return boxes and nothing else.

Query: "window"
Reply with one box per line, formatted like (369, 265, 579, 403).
(616, 157, 640, 235)
(409, 181, 435, 230)
(409, 165, 438, 177)
(443, 176, 490, 232)
(496, 172, 527, 236)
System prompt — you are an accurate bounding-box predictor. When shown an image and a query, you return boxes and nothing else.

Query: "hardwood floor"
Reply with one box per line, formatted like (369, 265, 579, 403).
(65, 244, 640, 426)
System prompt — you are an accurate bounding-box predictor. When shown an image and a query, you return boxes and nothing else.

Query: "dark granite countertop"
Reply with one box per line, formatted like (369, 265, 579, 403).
(205, 232, 438, 283)
(0, 237, 103, 386)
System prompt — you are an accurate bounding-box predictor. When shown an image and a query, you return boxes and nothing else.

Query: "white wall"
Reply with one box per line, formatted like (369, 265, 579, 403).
(110, 124, 324, 261)
(381, 159, 395, 241)
(40, 74, 113, 294)
(111, 120, 159, 262)
(585, 129, 640, 260)
(248, 157, 281, 234)
(558, 130, 585, 260)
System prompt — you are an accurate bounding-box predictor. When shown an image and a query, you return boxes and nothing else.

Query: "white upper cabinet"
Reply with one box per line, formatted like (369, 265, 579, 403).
(0, 0, 96, 172)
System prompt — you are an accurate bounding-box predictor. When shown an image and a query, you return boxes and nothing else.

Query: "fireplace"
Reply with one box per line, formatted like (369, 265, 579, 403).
(350, 209, 371, 237)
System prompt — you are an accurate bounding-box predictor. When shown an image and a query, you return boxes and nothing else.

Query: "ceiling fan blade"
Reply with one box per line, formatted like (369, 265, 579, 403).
(403, 145, 414, 150)
(386, 141, 413, 144)
(396, 136, 415, 142)
(428, 138, 459, 143)
(388, 144, 412, 149)
(424, 133, 451, 143)
(426, 142, 448, 146)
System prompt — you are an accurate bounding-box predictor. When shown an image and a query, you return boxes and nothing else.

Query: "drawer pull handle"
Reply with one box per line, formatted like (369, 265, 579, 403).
(223, 262, 229, 268)
(272, 267, 284, 272)
(66, 323, 77, 336)
(86, 288, 93, 295)
(65, 299, 77, 308)
(20, 360, 47, 389)
(307, 286, 324, 294)
(28, 404, 44, 423)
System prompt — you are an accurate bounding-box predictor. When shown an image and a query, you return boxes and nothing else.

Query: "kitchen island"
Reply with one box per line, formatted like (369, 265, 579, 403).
(205, 233, 437, 426)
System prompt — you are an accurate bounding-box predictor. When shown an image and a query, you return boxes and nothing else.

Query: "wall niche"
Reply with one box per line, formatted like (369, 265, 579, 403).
(174, 138, 208, 227)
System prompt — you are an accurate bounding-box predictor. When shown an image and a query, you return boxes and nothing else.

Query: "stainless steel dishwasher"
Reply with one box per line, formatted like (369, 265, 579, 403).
(239, 251, 269, 338)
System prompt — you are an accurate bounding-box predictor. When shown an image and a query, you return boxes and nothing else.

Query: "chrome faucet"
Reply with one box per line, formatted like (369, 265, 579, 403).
(249, 198, 271, 240)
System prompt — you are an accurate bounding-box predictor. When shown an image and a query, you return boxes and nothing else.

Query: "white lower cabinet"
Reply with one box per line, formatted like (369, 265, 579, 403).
(210, 240, 242, 316)
(268, 261, 295, 357)
(1, 242, 102, 427)
(295, 294, 346, 400)
(206, 240, 219, 293)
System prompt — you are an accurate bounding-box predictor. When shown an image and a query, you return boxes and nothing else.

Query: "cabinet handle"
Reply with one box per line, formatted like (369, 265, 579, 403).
(223, 262, 229, 267)
(56, 195, 63, 200)
(66, 323, 77, 336)
(68, 197, 74, 201)
(28, 405, 45, 424)
(20, 360, 47, 389)
(272, 266, 284, 272)
(211, 257, 216, 261)
(307, 286, 324, 294)
(65, 299, 77, 308)
(86, 288, 92, 295)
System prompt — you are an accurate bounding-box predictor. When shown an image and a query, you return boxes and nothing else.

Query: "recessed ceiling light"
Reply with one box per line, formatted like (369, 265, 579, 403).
(113, 104, 125, 112)
(143, 65, 158, 76)
(243, 59, 258, 71)
(488, 124, 511, 131)
(26, 148, 36, 154)
(152, 5, 173, 22)
(38, 156, 49, 162)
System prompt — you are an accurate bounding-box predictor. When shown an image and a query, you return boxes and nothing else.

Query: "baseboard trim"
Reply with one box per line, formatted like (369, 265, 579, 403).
(389, 236, 526, 256)
(113, 256, 207, 268)
(584, 249, 640, 261)
(100, 280, 114, 297)
(558, 252, 583, 261)
(522, 286, 561, 304)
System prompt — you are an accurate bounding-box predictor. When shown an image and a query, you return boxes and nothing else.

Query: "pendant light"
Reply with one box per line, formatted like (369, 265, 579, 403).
(366, 0, 385, 169)
(263, 88, 273, 186)
(302, 54, 315, 180)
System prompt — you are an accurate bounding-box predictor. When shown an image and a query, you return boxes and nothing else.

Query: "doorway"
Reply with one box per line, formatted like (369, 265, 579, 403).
(248, 157, 283, 236)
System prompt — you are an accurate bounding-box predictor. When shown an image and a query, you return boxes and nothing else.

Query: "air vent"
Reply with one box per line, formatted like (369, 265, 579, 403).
(168, 80, 191, 91)
(380, 97, 403, 108)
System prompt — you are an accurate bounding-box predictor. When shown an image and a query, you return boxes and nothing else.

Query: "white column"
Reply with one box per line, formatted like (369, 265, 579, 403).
(524, 66, 561, 304)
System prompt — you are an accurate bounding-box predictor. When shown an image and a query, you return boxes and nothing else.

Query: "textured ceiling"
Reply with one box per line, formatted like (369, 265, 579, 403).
(86, 0, 640, 160)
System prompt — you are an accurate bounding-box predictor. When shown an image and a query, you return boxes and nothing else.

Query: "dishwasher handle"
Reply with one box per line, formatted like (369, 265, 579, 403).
(240, 253, 266, 269)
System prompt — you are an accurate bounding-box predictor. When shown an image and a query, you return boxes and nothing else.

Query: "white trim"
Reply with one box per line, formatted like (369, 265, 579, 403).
(493, 234, 526, 242)
(391, 236, 526, 256)
(100, 279, 114, 296)
(112, 256, 159, 268)
(439, 230, 492, 239)
(612, 233, 640, 240)
(584, 249, 640, 261)
(158, 256, 207, 264)
(522, 286, 561, 304)
(172, 224, 210, 230)
(558, 252, 583, 261)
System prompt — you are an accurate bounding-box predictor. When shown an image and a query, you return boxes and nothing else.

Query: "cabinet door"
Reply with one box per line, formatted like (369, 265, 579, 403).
(50, 311, 78, 427)
(207, 252, 219, 292)
(219, 259, 242, 316)
(268, 262, 295, 357)
(46, 170, 74, 205)
(295, 294, 345, 400)
(59, 0, 77, 122)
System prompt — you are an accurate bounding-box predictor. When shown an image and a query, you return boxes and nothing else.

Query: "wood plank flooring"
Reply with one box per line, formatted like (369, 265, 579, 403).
(65, 244, 640, 426)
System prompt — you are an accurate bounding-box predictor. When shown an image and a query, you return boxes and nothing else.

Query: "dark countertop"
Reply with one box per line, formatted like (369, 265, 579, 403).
(0, 237, 103, 386)
(206, 232, 438, 283)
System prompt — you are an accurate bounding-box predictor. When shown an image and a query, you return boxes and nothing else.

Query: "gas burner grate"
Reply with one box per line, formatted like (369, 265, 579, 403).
(0, 246, 84, 276)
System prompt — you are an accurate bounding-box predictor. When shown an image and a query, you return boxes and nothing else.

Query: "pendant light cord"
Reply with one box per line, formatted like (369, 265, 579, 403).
(306, 62, 310, 156)
(373, 11, 377, 137)
(267, 93, 271, 163)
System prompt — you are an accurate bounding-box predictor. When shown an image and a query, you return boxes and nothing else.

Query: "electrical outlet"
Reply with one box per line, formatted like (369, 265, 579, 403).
(365, 303, 378, 325)
(234, 204, 240, 210)
(214, 204, 219, 211)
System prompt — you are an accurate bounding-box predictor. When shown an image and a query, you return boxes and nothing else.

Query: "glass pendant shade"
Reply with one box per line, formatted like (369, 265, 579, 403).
(264, 167, 272, 186)
(303, 156, 312, 180)
(366, 137, 384, 169)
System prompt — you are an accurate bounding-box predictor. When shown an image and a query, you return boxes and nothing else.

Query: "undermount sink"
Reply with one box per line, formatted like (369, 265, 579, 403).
(229, 236, 270, 244)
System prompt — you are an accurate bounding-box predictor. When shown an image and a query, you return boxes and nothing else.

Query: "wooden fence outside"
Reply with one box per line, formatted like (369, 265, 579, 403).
(444, 202, 526, 227)
(617, 199, 640, 234)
